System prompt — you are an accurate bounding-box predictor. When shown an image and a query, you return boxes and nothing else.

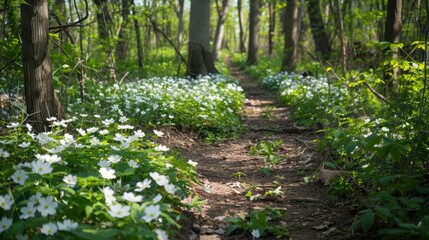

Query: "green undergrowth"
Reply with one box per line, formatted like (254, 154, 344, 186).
(230, 43, 429, 239)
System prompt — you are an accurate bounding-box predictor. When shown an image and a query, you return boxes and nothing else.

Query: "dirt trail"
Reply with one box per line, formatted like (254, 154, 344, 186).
(165, 64, 355, 239)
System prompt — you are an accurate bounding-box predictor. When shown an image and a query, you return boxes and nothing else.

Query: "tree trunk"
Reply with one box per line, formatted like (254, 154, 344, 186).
(268, 1, 275, 56)
(21, 0, 64, 133)
(132, 0, 143, 68)
(117, 0, 130, 60)
(237, 0, 246, 53)
(307, 0, 332, 61)
(282, 0, 298, 71)
(247, 0, 260, 65)
(175, 0, 185, 51)
(383, 0, 402, 97)
(213, 0, 230, 60)
(335, 0, 347, 76)
(93, 0, 112, 40)
(186, 0, 219, 78)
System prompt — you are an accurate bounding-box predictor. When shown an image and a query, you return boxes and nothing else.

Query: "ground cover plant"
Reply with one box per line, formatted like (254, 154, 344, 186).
(0, 73, 245, 239)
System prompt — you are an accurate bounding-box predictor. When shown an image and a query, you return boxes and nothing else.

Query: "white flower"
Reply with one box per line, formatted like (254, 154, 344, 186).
(37, 196, 58, 217)
(7, 122, 19, 128)
(155, 145, 169, 152)
(113, 133, 127, 142)
(86, 127, 99, 133)
(0, 148, 10, 158)
(0, 194, 14, 210)
(135, 179, 152, 192)
(11, 169, 28, 185)
(63, 174, 77, 187)
(76, 128, 86, 136)
(41, 222, 58, 236)
(31, 160, 53, 175)
(18, 142, 31, 148)
(99, 129, 109, 135)
(46, 117, 57, 121)
(46, 146, 65, 154)
(149, 172, 169, 186)
(102, 187, 116, 205)
(19, 203, 36, 219)
(108, 204, 130, 218)
(119, 116, 128, 123)
(165, 163, 173, 169)
(108, 155, 122, 163)
(155, 229, 168, 240)
(153, 194, 162, 203)
(188, 160, 198, 167)
(133, 130, 145, 138)
(26, 123, 33, 132)
(36, 154, 62, 164)
(57, 219, 78, 231)
(29, 192, 43, 205)
(118, 125, 134, 130)
(153, 130, 164, 137)
(142, 205, 161, 223)
(122, 192, 143, 203)
(99, 167, 116, 179)
(251, 229, 260, 238)
(37, 132, 53, 144)
(128, 160, 139, 168)
(98, 160, 111, 168)
(90, 137, 100, 145)
(164, 183, 177, 194)
(102, 118, 115, 126)
(0, 217, 12, 234)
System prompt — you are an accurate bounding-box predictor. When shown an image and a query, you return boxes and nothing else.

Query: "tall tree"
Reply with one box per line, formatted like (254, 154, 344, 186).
(307, 0, 332, 61)
(268, 0, 275, 56)
(383, 0, 402, 97)
(335, 0, 347, 76)
(247, 0, 261, 65)
(117, 0, 131, 60)
(282, 0, 298, 71)
(213, 0, 231, 60)
(132, 0, 144, 68)
(171, 0, 185, 52)
(237, 0, 246, 53)
(21, 0, 64, 132)
(186, 0, 219, 78)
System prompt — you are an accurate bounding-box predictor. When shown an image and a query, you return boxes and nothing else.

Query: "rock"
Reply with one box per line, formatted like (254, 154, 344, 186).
(189, 231, 198, 240)
(200, 235, 221, 240)
(192, 223, 201, 233)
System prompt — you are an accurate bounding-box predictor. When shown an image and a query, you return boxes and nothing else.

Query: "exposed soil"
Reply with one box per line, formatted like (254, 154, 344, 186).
(162, 63, 362, 240)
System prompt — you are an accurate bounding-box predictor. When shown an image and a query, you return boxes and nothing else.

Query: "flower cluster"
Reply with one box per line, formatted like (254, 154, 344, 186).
(0, 117, 199, 239)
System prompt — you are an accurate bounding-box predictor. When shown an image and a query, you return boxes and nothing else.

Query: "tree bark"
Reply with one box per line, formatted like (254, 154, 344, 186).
(307, 0, 332, 61)
(282, 0, 298, 71)
(132, 0, 143, 68)
(383, 0, 402, 97)
(186, 0, 219, 78)
(335, 0, 347, 76)
(237, 0, 246, 53)
(247, 0, 260, 65)
(268, 1, 275, 56)
(117, 0, 130, 60)
(21, 0, 64, 133)
(213, 0, 230, 60)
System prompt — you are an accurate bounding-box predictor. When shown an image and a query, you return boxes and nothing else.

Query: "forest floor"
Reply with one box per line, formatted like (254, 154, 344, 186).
(161, 62, 361, 240)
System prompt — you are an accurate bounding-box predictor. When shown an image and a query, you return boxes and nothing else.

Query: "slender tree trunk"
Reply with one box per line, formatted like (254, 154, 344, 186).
(268, 1, 275, 56)
(117, 0, 130, 60)
(237, 0, 246, 53)
(21, 0, 64, 132)
(282, 0, 298, 71)
(335, 0, 347, 76)
(176, 0, 185, 51)
(247, 0, 260, 65)
(93, 0, 112, 40)
(383, 0, 402, 97)
(213, 0, 230, 60)
(186, 0, 219, 78)
(307, 0, 332, 61)
(132, 0, 143, 68)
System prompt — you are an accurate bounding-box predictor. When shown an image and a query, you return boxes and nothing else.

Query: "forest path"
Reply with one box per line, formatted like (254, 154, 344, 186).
(164, 62, 354, 240)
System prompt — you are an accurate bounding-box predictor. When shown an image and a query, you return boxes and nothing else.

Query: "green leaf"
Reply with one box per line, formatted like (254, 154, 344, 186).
(360, 210, 374, 233)
(322, 161, 337, 169)
(374, 207, 392, 220)
(345, 142, 357, 155)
